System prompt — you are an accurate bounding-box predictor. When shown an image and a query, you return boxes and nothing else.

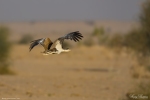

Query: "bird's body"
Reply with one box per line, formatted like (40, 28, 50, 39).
(29, 31, 83, 55)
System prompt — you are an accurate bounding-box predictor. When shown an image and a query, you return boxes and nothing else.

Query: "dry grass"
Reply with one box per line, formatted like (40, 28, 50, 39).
(0, 44, 137, 100)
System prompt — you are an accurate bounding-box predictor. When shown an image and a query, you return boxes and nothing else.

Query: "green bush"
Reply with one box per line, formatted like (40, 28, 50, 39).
(113, 0, 150, 57)
(108, 0, 150, 57)
(0, 26, 14, 75)
(140, 0, 150, 33)
(123, 1, 150, 99)
(124, 29, 150, 56)
(19, 34, 33, 44)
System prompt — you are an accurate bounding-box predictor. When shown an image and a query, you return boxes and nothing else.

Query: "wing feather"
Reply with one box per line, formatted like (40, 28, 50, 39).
(75, 35, 82, 40)
(63, 31, 83, 42)
(29, 38, 52, 52)
(50, 31, 83, 50)
(29, 38, 44, 51)
(30, 38, 43, 43)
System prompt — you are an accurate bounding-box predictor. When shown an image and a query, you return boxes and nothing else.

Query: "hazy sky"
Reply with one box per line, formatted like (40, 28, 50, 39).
(0, 0, 143, 22)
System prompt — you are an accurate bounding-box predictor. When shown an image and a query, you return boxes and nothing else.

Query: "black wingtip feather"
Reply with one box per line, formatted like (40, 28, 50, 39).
(77, 34, 83, 37)
(76, 35, 82, 40)
(73, 38, 77, 42)
(64, 31, 83, 42)
(74, 37, 79, 42)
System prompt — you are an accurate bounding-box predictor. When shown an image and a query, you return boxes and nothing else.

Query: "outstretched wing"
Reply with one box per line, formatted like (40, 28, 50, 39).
(62, 31, 83, 42)
(29, 38, 52, 52)
(50, 31, 83, 50)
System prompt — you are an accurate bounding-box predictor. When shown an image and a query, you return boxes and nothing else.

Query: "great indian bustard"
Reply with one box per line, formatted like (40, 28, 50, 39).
(29, 31, 83, 55)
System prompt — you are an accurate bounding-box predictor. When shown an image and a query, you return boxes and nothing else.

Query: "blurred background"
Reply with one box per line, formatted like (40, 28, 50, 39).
(0, 0, 150, 100)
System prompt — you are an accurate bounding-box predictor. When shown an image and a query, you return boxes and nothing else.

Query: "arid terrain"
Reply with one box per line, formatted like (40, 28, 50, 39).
(1, 21, 138, 41)
(0, 21, 140, 100)
(0, 44, 136, 100)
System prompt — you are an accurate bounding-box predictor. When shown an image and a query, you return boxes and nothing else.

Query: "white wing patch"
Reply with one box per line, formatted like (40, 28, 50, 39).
(39, 39, 44, 45)
(39, 39, 44, 43)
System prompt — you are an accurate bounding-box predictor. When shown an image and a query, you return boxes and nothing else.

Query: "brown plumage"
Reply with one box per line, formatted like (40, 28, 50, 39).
(29, 31, 83, 55)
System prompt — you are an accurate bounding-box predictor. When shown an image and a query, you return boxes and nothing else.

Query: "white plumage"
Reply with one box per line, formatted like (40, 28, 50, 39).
(29, 31, 83, 55)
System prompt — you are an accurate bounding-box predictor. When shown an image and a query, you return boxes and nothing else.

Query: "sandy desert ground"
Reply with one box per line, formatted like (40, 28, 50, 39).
(0, 21, 142, 100)
(0, 44, 136, 100)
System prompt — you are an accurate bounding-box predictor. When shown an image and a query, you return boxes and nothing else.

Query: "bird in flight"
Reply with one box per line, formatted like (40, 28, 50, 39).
(29, 31, 83, 55)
